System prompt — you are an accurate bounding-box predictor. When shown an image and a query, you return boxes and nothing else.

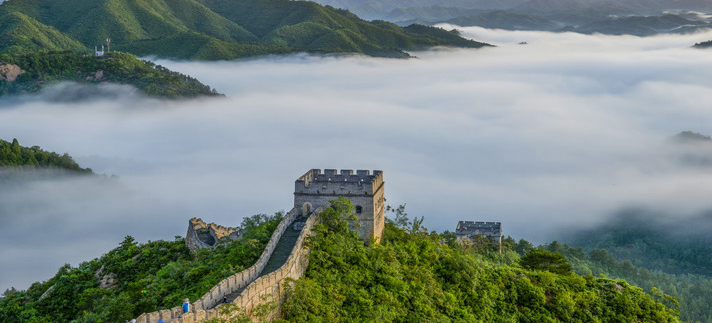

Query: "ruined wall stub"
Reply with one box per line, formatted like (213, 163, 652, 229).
(186, 218, 239, 253)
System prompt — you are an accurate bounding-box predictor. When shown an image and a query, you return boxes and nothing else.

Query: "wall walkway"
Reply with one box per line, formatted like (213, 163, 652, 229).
(133, 207, 318, 323)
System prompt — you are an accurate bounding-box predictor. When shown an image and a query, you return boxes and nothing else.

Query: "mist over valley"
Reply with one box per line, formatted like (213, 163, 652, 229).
(2, 28, 712, 297)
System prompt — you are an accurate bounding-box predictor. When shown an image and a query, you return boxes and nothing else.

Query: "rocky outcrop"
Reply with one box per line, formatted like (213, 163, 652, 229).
(94, 265, 117, 289)
(86, 70, 104, 81)
(0, 64, 26, 82)
(186, 218, 240, 254)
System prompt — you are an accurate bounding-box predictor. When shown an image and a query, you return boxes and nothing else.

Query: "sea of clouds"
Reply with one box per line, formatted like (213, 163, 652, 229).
(2, 27, 712, 291)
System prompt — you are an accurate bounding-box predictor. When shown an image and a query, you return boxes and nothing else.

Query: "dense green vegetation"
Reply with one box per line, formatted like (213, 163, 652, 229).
(0, 12, 87, 55)
(545, 242, 712, 323)
(0, 138, 92, 173)
(279, 199, 680, 322)
(562, 211, 712, 322)
(0, 0, 489, 60)
(0, 213, 282, 323)
(0, 200, 691, 323)
(567, 211, 712, 276)
(0, 51, 219, 98)
(541, 241, 712, 323)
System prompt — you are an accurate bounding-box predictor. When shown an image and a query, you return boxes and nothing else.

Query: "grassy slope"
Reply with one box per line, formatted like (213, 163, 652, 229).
(0, 0, 257, 45)
(199, 0, 488, 55)
(0, 0, 489, 60)
(115, 31, 292, 60)
(0, 12, 87, 55)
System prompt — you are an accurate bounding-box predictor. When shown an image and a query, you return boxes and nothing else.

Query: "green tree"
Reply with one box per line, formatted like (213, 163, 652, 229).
(519, 249, 573, 275)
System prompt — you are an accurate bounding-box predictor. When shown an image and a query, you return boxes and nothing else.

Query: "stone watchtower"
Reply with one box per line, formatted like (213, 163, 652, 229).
(294, 169, 385, 243)
(455, 221, 503, 254)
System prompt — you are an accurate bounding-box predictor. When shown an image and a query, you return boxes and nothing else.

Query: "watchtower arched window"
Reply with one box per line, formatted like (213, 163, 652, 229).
(355, 205, 363, 214)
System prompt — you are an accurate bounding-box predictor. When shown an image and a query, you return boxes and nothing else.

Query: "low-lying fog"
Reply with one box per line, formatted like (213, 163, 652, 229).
(2, 27, 712, 292)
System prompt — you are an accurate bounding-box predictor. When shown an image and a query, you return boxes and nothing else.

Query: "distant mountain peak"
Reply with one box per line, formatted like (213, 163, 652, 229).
(671, 130, 712, 143)
(0, 0, 489, 60)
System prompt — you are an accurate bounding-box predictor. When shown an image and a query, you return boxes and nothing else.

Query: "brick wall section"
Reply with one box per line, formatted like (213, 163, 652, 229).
(224, 211, 319, 321)
(133, 207, 300, 323)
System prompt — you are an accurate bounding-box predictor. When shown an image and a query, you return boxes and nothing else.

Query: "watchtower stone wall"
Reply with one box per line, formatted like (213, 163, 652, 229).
(294, 169, 385, 243)
(456, 221, 503, 254)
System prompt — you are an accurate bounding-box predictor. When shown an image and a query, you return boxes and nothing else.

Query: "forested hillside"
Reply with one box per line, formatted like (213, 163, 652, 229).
(562, 210, 712, 322)
(0, 0, 489, 60)
(310, 0, 712, 35)
(279, 199, 680, 323)
(543, 241, 712, 323)
(0, 200, 685, 323)
(0, 138, 92, 173)
(0, 12, 87, 55)
(0, 214, 282, 323)
(0, 51, 219, 98)
(567, 210, 712, 276)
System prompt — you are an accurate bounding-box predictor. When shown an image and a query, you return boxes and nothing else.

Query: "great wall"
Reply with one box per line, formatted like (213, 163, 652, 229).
(132, 169, 385, 322)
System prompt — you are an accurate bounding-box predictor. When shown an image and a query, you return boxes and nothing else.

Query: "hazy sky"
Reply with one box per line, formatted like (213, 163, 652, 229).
(2, 27, 712, 292)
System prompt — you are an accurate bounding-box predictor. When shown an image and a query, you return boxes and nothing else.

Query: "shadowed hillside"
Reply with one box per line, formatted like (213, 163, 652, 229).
(0, 51, 220, 98)
(694, 40, 712, 48)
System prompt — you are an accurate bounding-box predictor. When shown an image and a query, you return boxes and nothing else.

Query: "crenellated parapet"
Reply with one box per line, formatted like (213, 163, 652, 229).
(132, 168, 385, 323)
(224, 209, 320, 321)
(455, 221, 503, 254)
(295, 169, 383, 197)
(295, 169, 385, 243)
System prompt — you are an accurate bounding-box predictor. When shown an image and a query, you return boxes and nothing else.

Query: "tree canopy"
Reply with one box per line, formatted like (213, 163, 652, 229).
(0, 138, 92, 173)
(0, 213, 282, 323)
(519, 249, 573, 275)
(278, 199, 680, 323)
(0, 51, 220, 98)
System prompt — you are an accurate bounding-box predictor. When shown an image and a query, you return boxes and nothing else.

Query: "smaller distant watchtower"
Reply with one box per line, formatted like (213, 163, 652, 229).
(294, 169, 385, 243)
(455, 221, 503, 253)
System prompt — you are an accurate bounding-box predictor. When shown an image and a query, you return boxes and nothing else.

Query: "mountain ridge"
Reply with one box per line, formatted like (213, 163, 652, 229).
(311, 0, 712, 36)
(0, 51, 221, 98)
(0, 0, 490, 60)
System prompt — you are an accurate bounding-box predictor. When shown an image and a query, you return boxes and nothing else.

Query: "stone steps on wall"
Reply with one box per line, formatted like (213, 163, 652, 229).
(215, 216, 305, 306)
(260, 218, 304, 276)
(224, 212, 319, 321)
(133, 208, 302, 323)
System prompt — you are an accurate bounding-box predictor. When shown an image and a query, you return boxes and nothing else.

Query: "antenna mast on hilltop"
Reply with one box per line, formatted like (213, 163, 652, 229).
(105, 38, 111, 52)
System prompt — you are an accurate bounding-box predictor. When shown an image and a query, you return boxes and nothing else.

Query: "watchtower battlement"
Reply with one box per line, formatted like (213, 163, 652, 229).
(295, 169, 383, 196)
(455, 221, 503, 253)
(295, 169, 385, 243)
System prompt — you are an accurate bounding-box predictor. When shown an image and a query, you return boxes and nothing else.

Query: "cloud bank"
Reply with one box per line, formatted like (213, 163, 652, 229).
(2, 27, 712, 291)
